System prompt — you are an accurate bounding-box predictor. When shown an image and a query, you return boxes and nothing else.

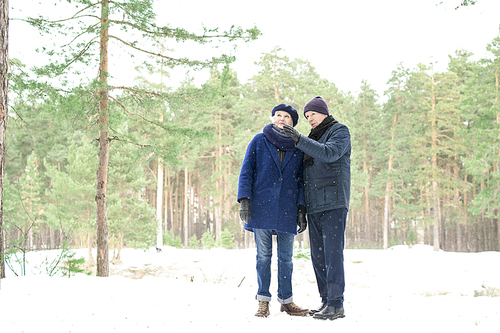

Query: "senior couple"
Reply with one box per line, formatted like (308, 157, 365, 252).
(237, 96, 351, 320)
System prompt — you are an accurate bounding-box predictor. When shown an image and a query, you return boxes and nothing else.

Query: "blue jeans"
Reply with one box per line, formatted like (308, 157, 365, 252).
(254, 229, 294, 304)
(308, 208, 347, 308)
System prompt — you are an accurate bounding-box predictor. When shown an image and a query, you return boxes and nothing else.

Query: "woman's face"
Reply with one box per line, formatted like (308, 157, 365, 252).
(273, 111, 293, 129)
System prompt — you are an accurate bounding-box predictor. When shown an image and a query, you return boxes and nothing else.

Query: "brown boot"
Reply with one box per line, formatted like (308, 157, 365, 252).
(255, 301, 270, 318)
(280, 302, 309, 316)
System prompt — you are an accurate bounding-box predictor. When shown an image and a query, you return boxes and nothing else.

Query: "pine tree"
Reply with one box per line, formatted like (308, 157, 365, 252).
(459, 33, 500, 250)
(0, 0, 8, 279)
(24, 0, 259, 275)
(377, 64, 410, 249)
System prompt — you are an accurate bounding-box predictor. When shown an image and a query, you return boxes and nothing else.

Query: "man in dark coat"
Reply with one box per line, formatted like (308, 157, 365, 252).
(238, 104, 309, 318)
(283, 96, 351, 321)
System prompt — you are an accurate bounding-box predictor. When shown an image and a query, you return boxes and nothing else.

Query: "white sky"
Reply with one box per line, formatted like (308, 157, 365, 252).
(9, 0, 500, 99)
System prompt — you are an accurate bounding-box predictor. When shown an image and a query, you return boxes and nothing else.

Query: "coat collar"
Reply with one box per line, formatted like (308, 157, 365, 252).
(264, 137, 294, 172)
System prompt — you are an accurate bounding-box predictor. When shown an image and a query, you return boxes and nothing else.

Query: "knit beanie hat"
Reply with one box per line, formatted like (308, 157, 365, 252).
(272, 104, 299, 127)
(303, 96, 329, 117)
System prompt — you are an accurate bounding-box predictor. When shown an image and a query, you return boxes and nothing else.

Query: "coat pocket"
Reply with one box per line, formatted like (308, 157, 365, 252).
(309, 182, 338, 207)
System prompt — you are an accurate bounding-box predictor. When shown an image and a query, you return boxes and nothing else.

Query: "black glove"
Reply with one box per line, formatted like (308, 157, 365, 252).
(297, 205, 307, 233)
(282, 124, 301, 143)
(239, 198, 250, 224)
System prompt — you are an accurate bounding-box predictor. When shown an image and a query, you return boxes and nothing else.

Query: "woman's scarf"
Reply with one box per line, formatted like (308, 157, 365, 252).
(263, 123, 297, 152)
(304, 115, 338, 166)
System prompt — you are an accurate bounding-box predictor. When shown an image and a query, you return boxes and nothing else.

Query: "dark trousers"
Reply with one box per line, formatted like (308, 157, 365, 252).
(307, 208, 347, 308)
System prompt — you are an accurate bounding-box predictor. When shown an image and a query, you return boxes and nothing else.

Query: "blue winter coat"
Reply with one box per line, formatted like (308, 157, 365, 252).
(237, 131, 305, 235)
(295, 123, 351, 214)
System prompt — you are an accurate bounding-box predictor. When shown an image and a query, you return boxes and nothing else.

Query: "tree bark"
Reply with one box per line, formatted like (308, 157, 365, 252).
(156, 158, 163, 248)
(362, 93, 370, 244)
(383, 113, 398, 249)
(95, 0, 110, 277)
(183, 166, 188, 246)
(430, 78, 440, 251)
(215, 112, 223, 242)
(495, 62, 500, 251)
(0, 0, 8, 279)
(174, 172, 179, 234)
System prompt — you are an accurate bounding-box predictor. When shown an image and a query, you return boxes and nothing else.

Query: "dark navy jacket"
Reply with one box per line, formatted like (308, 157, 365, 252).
(295, 123, 351, 214)
(237, 133, 305, 235)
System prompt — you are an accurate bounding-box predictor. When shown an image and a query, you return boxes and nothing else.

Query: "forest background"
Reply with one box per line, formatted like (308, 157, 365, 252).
(1, 0, 500, 279)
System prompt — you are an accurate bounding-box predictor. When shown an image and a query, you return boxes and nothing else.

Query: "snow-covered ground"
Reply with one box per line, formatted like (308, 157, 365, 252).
(1, 244, 499, 333)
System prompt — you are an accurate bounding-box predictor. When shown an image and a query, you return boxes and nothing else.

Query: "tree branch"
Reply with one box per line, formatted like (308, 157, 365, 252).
(108, 85, 162, 97)
(59, 38, 99, 74)
(108, 18, 254, 42)
(108, 35, 225, 67)
(34, 2, 100, 24)
(60, 23, 100, 49)
(109, 95, 166, 130)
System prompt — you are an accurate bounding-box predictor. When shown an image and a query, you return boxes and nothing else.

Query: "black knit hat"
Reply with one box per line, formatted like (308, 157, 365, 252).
(303, 96, 329, 117)
(272, 104, 299, 127)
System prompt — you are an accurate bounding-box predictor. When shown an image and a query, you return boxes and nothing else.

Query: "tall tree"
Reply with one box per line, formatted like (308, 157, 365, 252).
(0, 0, 9, 279)
(378, 64, 409, 249)
(460, 34, 500, 250)
(25, 0, 259, 276)
(350, 81, 380, 245)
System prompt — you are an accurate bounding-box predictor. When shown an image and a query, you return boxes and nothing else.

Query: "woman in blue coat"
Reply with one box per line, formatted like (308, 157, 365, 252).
(237, 104, 309, 318)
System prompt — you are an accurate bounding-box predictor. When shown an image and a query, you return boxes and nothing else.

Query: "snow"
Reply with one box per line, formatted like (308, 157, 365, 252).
(1, 244, 499, 333)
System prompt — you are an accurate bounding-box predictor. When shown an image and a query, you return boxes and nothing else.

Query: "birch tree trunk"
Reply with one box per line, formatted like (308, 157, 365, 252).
(0, 0, 8, 279)
(95, 0, 110, 276)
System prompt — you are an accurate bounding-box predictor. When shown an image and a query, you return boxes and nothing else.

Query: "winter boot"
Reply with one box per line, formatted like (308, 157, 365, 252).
(309, 302, 327, 315)
(313, 305, 345, 320)
(255, 301, 270, 318)
(280, 302, 309, 316)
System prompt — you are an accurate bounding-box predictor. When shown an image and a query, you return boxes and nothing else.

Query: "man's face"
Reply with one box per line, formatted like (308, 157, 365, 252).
(305, 111, 328, 129)
(273, 111, 293, 129)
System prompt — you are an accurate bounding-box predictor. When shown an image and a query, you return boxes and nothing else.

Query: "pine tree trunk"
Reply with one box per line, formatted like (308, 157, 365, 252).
(156, 158, 163, 248)
(174, 173, 179, 235)
(95, 0, 110, 277)
(362, 93, 370, 245)
(215, 113, 223, 242)
(167, 167, 172, 232)
(383, 113, 397, 249)
(495, 65, 500, 251)
(167, 168, 173, 232)
(189, 172, 194, 236)
(430, 80, 440, 251)
(272, 52, 280, 103)
(183, 166, 188, 247)
(454, 147, 461, 251)
(0, 0, 8, 279)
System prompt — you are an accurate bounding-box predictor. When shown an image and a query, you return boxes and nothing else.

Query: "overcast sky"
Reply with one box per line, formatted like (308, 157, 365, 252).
(10, 0, 500, 99)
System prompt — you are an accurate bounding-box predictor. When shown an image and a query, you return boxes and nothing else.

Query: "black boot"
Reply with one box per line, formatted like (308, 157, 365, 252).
(313, 306, 345, 320)
(309, 302, 327, 315)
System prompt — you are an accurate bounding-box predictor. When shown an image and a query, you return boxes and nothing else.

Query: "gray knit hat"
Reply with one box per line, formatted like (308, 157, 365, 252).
(303, 96, 329, 117)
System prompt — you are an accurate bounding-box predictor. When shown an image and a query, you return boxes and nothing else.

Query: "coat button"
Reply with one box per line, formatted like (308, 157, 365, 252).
(278, 178, 282, 181)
